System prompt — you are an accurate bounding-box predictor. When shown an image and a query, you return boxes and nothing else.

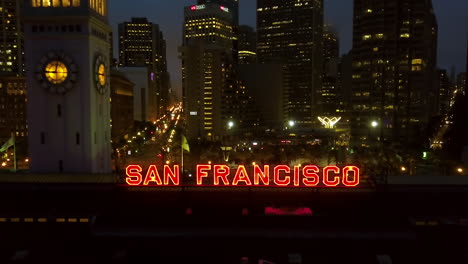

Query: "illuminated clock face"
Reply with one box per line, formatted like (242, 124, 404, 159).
(98, 64, 106, 86)
(94, 55, 108, 94)
(45, 61, 68, 84)
(35, 51, 78, 95)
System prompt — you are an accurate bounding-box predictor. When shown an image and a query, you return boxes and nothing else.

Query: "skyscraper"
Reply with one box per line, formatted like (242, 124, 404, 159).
(351, 0, 438, 147)
(435, 69, 450, 116)
(0, 75, 27, 139)
(238, 25, 256, 65)
(24, 0, 111, 173)
(257, 0, 323, 127)
(197, 0, 239, 25)
(0, 0, 23, 74)
(320, 25, 340, 117)
(118, 18, 170, 118)
(181, 2, 236, 141)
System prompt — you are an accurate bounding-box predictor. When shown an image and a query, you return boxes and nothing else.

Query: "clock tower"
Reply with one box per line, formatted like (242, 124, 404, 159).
(24, 0, 111, 173)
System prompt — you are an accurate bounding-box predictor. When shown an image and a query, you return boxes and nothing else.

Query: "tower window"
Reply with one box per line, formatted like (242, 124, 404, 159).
(57, 104, 62, 117)
(40, 132, 45, 144)
(89, 0, 105, 16)
(32, 0, 79, 7)
(76, 133, 80, 145)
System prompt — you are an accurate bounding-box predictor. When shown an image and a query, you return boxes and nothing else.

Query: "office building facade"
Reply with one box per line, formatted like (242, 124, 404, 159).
(181, 2, 236, 141)
(320, 25, 341, 117)
(0, 0, 23, 74)
(238, 25, 256, 65)
(257, 0, 324, 127)
(351, 0, 438, 147)
(118, 18, 170, 118)
(0, 75, 26, 139)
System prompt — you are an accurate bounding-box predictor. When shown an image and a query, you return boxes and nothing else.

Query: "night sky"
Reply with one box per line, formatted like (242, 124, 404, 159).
(109, 0, 468, 95)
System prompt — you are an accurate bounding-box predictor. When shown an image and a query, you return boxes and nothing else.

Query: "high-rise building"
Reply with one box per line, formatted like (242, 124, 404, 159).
(118, 67, 155, 122)
(351, 0, 438, 147)
(319, 25, 340, 117)
(197, 0, 239, 25)
(257, 0, 324, 127)
(457, 72, 467, 95)
(0, 0, 24, 74)
(24, 0, 111, 173)
(181, 2, 236, 141)
(118, 18, 169, 118)
(110, 69, 134, 142)
(197, 0, 239, 65)
(435, 69, 450, 116)
(338, 52, 353, 118)
(0, 75, 27, 139)
(238, 25, 256, 65)
(238, 64, 284, 130)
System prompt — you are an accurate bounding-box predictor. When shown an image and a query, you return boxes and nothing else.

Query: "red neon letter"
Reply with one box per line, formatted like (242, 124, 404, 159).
(126, 165, 142, 185)
(164, 165, 180, 185)
(302, 165, 320, 186)
(144, 165, 162, 185)
(232, 165, 252, 186)
(273, 165, 291, 186)
(323, 166, 340, 187)
(253, 165, 269, 185)
(293, 166, 301, 186)
(197, 164, 211, 185)
(342, 166, 360, 187)
(214, 165, 230, 185)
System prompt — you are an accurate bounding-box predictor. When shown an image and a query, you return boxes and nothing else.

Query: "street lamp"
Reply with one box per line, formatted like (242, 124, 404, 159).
(227, 121, 234, 130)
(371, 121, 379, 128)
(288, 120, 296, 128)
(457, 168, 464, 174)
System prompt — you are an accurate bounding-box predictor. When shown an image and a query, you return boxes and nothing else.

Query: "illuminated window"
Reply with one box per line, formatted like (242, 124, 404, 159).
(366, 9, 373, 13)
(362, 35, 371, 40)
(375, 33, 384, 39)
(89, 0, 105, 15)
(33, 0, 78, 7)
(400, 33, 410, 38)
(98, 64, 106, 85)
(45, 61, 68, 84)
(412, 59, 423, 65)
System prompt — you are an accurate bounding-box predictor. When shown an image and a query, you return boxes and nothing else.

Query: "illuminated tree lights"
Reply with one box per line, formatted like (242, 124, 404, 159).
(125, 164, 360, 187)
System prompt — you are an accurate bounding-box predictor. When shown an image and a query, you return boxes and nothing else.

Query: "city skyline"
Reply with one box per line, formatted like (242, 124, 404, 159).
(109, 0, 468, 95)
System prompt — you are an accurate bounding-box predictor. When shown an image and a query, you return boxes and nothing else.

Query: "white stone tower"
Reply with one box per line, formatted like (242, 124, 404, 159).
(23, 0, 111, 173)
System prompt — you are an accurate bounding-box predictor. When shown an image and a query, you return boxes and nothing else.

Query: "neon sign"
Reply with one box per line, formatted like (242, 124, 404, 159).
(220, 6, 229, 12)
(190, 5, 205, 10)
(125, 164, 360, 187)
